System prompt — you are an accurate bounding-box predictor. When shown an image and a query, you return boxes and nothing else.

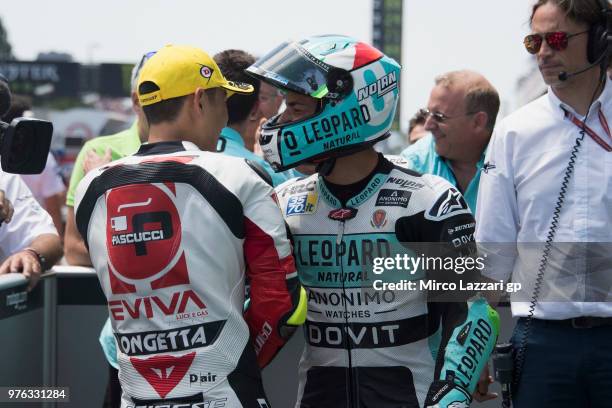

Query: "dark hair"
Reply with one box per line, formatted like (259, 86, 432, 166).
(530, 0, 604, 28)
(530, 0, 610, 67)
(139, 81, 188, 125)
(2, 94, 32, 123)
(213, 49, 260, 125)
(408, 109, 427, 135)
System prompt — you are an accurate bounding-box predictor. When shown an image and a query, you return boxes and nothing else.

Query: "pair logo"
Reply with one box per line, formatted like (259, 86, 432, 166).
(189, 372, 217, 385)
(106, 183, 189, 294)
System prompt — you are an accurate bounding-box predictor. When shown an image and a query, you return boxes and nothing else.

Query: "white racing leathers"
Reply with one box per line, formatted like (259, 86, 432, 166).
(275, 156, 481, 408)
(75, 141, 302, 408)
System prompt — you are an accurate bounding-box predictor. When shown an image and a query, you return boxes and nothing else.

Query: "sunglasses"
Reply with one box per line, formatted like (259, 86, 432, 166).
(419, 108, 477, 124)
(523, 30, 588, 54)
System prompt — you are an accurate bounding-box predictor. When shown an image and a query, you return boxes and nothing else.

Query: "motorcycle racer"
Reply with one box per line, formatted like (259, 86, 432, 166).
(247, 35, 499, 408)
(75, 45, 304, 408)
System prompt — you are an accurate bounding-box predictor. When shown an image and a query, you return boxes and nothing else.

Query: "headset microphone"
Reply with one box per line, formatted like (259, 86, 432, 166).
(603, 0, 612, 43)
(559, 0, 611, 82)
(558, 51, 608, 81)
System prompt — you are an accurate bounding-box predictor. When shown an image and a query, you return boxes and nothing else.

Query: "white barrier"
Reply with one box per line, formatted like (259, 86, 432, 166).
(0, 272, 28, 291)
(0, 266, 105, 408)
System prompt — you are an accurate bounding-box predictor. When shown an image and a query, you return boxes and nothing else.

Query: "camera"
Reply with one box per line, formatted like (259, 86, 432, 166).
(0, 75, 53, 174)
(0, 117, 53, 174)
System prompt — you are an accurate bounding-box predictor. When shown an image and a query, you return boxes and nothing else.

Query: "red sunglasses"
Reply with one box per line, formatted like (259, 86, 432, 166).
(523, 30, 588, 54)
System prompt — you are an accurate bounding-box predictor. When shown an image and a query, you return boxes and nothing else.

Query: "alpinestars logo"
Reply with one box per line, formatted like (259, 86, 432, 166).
(328, 208, 358, 221)
(455, 321, 472, 345)
(482, 161, 496, 174)
(448, 401, 469, 408)
(131, 352, 196, 398)
(426, 188, 471, 221)
(106, 183, 189, 295)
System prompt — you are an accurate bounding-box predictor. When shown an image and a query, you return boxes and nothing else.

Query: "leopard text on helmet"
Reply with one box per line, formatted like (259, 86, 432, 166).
(246, 34, 400, 171)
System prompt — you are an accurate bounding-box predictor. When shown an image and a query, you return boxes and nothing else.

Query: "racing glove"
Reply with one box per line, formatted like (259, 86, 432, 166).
(425, 296, 500, 408)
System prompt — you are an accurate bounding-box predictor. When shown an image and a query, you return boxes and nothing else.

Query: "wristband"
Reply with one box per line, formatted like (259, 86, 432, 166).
(23, 247, 46, 269)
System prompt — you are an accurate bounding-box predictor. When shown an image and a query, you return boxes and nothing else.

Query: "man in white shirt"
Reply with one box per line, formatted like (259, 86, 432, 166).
(0, 169, 62, 290)
(0, 79, 62, 290)
(476, 0, 612, 407)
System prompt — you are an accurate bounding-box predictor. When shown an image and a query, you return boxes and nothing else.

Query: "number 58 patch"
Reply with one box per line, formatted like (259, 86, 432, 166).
(286, 192, 318, 216)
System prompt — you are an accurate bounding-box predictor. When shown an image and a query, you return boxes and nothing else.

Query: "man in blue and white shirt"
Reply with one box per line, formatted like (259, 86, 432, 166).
(401, 70, 499, 213)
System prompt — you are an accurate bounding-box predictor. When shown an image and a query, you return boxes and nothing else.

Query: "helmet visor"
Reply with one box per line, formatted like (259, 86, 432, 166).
(247, 42, 331, 98)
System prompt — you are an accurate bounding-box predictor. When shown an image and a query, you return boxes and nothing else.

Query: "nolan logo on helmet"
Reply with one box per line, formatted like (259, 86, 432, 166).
(357, 71, 398, 102)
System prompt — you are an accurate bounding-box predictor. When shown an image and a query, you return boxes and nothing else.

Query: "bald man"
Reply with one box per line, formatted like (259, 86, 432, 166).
(401, 70, 500, 213)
